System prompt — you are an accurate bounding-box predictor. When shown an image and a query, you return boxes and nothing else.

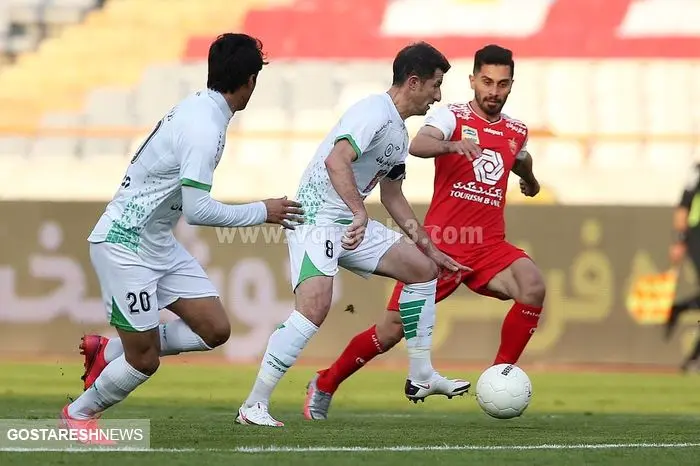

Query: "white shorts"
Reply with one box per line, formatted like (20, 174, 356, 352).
(286, 219, 403, 291)
(89, 241, 219, 332)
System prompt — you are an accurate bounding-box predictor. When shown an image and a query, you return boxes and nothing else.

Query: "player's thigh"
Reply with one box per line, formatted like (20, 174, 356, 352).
(344, 220, 438, 284)
(157, 247, 230, 347)
(89, 242, 161, 333)
(286, 225, 340, 325)
(484, 244, 542, 301)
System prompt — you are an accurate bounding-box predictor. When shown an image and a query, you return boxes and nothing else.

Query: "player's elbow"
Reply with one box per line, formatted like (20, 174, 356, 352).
(182, 207, 203, 226)
(408, 137, 431, 158)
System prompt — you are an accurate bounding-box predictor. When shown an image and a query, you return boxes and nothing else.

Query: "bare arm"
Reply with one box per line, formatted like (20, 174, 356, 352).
(511, 150, 537, 184)
(379, 177, 435, 252)
(408, 126, 457, 159)
(324, 139, 367, 216)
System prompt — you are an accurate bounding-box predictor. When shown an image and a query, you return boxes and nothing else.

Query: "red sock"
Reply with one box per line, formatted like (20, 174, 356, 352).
(494, 302, 542, 365)
(316, 325, 383, 394)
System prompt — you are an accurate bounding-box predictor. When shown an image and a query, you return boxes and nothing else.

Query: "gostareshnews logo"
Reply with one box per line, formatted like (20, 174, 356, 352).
(0, 418, 150, 451)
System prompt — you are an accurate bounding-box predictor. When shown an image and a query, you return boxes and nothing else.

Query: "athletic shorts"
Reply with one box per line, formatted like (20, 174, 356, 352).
(286, 219, 403, 291)
(89, 241, 219, 332)
(387, 238, 530, 311)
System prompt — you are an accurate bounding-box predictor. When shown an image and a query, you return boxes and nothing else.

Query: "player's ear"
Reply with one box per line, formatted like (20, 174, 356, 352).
(408, 75, 420, 91)
(469, 74, 475, 90)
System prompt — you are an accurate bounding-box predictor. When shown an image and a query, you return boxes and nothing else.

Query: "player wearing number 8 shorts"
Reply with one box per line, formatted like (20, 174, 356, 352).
(304, 45, 547, 421)
(236, 42, 474, 427)
(59, 34, 304, 434)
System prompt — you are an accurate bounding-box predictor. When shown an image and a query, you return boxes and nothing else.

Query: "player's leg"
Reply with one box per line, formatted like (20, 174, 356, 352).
(64, 242, 159, 425)
(480, 246, 545, 364)
(237, 226, 337, 426)
(341, 221, 469, 398)
(80, 247, 229, 390)
(666, 244, 700, 339)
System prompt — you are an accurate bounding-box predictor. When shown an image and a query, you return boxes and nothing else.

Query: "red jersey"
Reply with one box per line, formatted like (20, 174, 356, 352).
(421, 102, 528, 253)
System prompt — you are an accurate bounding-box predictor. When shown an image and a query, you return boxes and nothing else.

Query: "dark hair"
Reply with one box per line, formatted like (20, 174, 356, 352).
(207, 33, 268, 94)
(392, 41, 451, 86)
(473, 44, 514, 77)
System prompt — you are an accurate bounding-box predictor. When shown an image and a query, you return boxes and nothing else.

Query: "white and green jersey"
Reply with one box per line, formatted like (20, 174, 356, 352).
(88, 89, 231, 258)
(296, 92, 409, 225)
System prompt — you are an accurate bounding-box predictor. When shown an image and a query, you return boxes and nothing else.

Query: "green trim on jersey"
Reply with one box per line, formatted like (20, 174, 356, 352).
(110, 298, 138, 332)
(181, 178, 212, 192)
(334, 218, 353, 225)
(297, 252, 328, 288)
(335, 134, 361, 160)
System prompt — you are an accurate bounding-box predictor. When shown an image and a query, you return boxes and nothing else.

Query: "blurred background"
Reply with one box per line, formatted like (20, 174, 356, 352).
(0, 0, 699, 371)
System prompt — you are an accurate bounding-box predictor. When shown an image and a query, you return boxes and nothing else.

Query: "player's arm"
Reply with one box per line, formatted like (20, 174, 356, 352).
(324, 139, 366, 217)
(409, 106, 480, 160)
(511, 149, 537, 184)
(178, 124, 303, 229)
(380, 174, 470, 274)
(379, 171, 432, 250)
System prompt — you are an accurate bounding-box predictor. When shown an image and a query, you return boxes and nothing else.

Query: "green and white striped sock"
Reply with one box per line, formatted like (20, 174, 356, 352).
(398, 279, 437, 382)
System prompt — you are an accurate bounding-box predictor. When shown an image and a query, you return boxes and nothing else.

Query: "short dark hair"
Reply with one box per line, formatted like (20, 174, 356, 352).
(473, 44, 514, 77)
(392, 41, 451, 86)
(207, 33, 268, 94)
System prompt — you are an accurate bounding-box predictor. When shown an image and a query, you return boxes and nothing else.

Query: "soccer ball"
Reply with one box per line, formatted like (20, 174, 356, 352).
(475, 363, 532, 419)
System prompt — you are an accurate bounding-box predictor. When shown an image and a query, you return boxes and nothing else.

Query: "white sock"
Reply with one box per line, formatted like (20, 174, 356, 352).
(68, 355, 149, 419)
(103, 319, 211, 363)
(244, 310, 318, 407)
(399, 279, 437, 382)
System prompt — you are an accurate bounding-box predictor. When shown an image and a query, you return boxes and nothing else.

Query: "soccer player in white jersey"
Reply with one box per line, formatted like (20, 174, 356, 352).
(59, 34, 303, 434)
(236, 42, 476, 427)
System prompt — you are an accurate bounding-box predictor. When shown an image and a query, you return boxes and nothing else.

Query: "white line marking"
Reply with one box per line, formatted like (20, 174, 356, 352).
(1, 443, 700, 453)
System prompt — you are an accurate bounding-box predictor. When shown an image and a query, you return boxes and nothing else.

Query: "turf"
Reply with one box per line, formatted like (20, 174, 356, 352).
(0, 361, 699, 465)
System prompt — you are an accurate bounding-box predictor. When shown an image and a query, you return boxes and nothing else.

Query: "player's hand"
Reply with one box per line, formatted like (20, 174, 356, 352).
(519, 178, 540, 197)
(425, 247, 472, 283)
(669, 241, 686, 266)
(263, 196, 304, 230)
(342, 211, 368, 250)
(448, 139, 482, 161)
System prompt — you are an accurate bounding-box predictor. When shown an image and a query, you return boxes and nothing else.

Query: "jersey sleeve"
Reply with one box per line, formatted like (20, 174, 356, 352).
(334, 97, 387, 159)
(423, 106, 457, 140)
(177, 121, 219, 192)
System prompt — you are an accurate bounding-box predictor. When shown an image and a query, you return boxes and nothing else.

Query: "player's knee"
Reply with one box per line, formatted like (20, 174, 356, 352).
(519, 275, 546, 306)
(376, 314, 404, 350)
(404, 258, 439, 284)
(125, 348, 160, 376)
(199, 318, 231, 349)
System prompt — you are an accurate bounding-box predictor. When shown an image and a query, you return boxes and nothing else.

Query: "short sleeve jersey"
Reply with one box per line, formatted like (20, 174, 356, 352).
(87, 89, 231, 258)
(295, 93, 409, 225)
(422, 102, 529, 251)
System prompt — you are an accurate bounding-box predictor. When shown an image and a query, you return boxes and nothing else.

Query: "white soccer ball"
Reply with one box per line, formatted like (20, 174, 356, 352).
(475, 363, 532, 419)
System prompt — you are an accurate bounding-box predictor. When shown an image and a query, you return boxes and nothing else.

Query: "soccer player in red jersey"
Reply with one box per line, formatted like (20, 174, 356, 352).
(303, 45, 545, 420)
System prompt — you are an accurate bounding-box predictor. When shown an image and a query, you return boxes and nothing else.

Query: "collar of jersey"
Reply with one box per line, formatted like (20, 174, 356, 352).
(206, 89, 234, 121)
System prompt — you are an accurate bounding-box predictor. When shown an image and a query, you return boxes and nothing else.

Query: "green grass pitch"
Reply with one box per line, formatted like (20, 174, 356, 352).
(0, 360, 699, 465)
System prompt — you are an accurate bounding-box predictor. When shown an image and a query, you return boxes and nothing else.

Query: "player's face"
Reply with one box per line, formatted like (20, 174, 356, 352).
(409, 69, 444, 116)
(469, 65, 513, 117)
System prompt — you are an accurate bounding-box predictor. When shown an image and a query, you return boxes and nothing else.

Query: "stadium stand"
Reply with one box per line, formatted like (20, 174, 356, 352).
(0, 0, 699, 205)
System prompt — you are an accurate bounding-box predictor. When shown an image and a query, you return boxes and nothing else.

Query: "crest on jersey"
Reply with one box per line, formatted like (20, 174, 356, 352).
(461, 125, 479, 144)
(508, 138, 518, 155)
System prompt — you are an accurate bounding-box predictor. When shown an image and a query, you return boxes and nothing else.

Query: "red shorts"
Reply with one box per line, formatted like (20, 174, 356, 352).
(387, 240, 530, 311)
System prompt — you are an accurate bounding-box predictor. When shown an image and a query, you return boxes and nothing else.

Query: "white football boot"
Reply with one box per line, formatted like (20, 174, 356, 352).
(235, 402, 284, 427)
(405, 372, 471, 403)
